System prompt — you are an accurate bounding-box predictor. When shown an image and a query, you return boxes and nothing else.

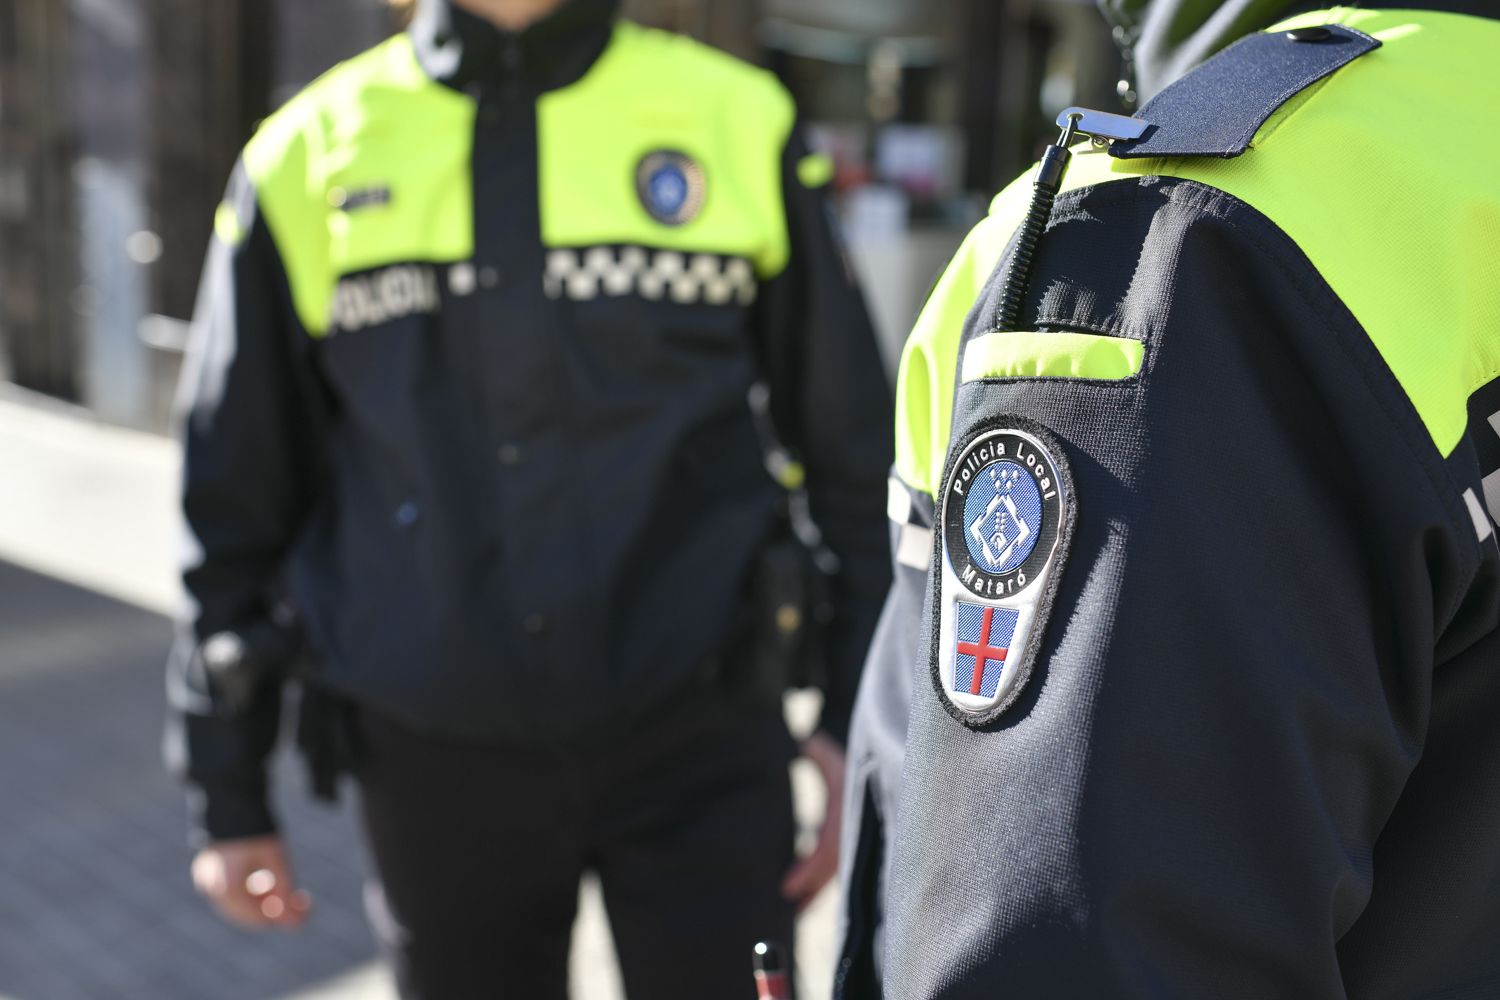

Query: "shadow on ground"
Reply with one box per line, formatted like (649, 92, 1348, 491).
(0, 560, 380, 1000)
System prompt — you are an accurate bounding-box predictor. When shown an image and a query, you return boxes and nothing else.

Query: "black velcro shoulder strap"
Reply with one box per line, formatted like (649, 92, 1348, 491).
(1111, 23, 1380, 160)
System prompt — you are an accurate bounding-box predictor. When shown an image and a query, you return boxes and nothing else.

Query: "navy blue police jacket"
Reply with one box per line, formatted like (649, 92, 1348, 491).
(165, 0, 891, 842)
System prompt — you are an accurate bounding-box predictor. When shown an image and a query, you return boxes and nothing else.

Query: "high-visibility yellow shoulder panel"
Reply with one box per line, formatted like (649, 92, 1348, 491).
(893, 173, 1035, 498)
(242, 35, 475, 336)
(901, 8, 1499, 487)
(536, 21, 795, 278)
(1055, 8, 1500, 458)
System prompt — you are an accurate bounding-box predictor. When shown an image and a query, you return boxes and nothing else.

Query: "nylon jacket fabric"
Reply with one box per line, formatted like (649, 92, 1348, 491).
(168, 0, 891, 841)
(839, 7, 1500, 997)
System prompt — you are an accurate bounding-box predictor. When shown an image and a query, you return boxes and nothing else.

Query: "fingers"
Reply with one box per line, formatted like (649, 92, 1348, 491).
(780, 821, 840, 912)
(191, 837, 311, 930)
(193, 846, 271, 928)
(800, 731, 846, 779)
(782, 731, 848, 911)
(250, 852, 312, 927)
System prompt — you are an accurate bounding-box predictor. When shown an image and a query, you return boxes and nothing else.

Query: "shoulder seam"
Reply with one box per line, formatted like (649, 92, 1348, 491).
(243, 35, 414, 176)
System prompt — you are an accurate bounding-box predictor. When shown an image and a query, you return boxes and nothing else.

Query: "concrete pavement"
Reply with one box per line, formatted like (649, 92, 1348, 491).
(0, 386, 838, 999)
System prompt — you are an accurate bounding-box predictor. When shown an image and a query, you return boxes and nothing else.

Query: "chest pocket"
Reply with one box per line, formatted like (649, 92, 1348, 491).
(961, 330, 1144, 384)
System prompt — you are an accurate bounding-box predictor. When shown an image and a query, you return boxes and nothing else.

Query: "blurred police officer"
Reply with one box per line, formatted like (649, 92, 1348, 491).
(836, 1, 1500, 996)
(166, 0, 892, 995)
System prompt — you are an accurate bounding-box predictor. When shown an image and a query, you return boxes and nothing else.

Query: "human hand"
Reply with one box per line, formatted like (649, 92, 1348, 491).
(781, 730, 845, 913)
(191, 835, 311, 929)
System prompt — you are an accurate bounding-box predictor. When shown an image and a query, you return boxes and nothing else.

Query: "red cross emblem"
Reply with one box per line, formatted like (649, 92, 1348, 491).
(956, 605, 1010, 696)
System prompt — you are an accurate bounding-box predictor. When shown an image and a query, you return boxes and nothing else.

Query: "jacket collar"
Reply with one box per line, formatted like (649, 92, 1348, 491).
(410, 0, 619, 95)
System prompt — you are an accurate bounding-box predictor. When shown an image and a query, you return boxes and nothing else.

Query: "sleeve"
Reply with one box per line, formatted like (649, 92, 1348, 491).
(753, 125, 894, 747)
(878, 178, 1492, 997)
(163, 160, 324, 845)
(832, 481, 929, 996)
(834, 210, 1015, 993)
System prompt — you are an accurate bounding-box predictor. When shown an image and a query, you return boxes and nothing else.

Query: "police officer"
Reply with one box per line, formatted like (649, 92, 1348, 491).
(835, 1, 1500, 996)
(166, 0, 892, 995)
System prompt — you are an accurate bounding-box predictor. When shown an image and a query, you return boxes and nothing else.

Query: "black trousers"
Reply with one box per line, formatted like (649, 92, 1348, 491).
(352, 695, 798, 1000)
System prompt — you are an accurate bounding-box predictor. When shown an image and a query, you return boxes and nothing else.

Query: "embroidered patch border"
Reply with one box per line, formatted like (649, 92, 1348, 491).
(930, 417, 1077, 726)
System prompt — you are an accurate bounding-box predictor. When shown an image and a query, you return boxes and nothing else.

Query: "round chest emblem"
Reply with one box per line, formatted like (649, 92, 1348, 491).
(636, 150, 705, 226)
(942, 427, 1066, 601)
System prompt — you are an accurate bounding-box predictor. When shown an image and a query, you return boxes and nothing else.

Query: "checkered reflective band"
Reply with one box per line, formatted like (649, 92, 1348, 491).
(544, 246, 757, 305)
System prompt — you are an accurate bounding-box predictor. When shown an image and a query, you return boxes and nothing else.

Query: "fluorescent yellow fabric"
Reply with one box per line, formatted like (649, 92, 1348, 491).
(1055, 8, 1500, 458)
(797, 153, 835, 189)
(961, 330, 1143, 383)
(892, 172, 1035, 497)
(898, 7, 1500, 491)
(213, 202, 246, 248)
(240, 22, 795, 335)
(537, 22, 795, 278)
(242, 35, 475, 336)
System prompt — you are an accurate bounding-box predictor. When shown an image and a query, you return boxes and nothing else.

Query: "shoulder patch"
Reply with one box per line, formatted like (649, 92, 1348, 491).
(933, 418, 1076, 724)
(1111, 23, 1379, 160)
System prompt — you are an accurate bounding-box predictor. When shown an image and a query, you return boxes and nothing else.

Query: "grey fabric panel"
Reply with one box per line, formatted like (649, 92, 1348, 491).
(836, 484, 933, 995)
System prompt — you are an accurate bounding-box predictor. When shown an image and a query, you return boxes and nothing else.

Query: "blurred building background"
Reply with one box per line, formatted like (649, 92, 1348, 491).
(0, 0, 1119, 430)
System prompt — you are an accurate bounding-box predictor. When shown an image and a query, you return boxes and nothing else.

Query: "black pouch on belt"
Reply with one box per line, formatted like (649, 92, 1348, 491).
(295, 685, 361, 803)
(743, 381, 836, 706)
(196, 612, 306, 716)
(748, 521, 834, 703)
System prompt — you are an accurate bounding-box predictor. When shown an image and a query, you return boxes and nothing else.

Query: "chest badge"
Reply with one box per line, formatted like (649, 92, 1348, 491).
(935, 420, 1075, 724)
(636, 150, 706, 226)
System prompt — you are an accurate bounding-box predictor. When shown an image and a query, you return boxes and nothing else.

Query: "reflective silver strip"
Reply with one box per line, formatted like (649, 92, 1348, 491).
(329, 264, 440, 333)
(544, 246, 757, 305)
(895, 523, 932, 570)
(1480, 406, 1500, 540)
(448, 262, 476, 297)
(1463, 488, 1494, 543)
(1483, 470, 1500, 533)
(886, 476, 911, 524)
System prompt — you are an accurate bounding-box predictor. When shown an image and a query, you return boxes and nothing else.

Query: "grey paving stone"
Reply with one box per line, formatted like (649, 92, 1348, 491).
(0, 560, 382, 1000)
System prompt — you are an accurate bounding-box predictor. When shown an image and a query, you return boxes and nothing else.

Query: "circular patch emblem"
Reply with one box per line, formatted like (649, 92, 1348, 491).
(942, 427, 1065, 601)
(636, 150, 706, 226)
(961, 461, 1043, 573)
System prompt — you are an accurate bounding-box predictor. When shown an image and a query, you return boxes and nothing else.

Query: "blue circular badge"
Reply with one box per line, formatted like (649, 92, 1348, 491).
(648, 165, 688, 216)
(636, 150, 705, 226)
(961, 460, 1043, 574)
(941, 426, 1067, 601)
